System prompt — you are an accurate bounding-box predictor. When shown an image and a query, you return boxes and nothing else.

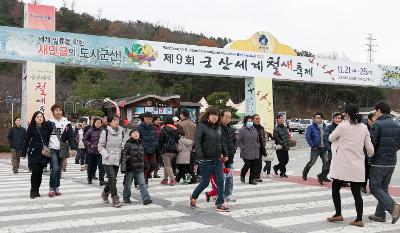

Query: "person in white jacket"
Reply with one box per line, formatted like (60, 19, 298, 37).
(98, 115, 124, 208)
(262, 132, 282, 178)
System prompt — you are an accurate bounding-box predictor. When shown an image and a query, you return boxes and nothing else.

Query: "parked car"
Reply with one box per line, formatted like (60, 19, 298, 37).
(233, 122, 244, 134)
(298, 119, 311, 134)
(288, 119, 300, 132)
(324, 120, 332, 127)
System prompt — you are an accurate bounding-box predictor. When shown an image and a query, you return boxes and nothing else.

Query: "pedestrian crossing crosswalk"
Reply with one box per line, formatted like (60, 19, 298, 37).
(0, 158, 399, 233)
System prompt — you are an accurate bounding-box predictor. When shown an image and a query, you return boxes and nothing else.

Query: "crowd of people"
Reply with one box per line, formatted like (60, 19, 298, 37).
(6, 101, 400, 225)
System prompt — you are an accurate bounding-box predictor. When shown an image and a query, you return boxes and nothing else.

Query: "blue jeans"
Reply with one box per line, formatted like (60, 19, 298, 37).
(50, 149, 63, 190)
(192, 160, 224, 206)
(369, 166, 396, 218)
(303, 148, 328, 176)
(123, 171, 150, 202)
(224, 163, 234, 197)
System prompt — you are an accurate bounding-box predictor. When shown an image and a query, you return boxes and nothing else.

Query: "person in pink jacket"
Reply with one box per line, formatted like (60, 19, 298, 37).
(327, 103, 374, 227)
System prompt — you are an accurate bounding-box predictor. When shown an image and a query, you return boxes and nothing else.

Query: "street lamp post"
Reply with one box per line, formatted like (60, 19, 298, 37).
(5, 96, 21, 127)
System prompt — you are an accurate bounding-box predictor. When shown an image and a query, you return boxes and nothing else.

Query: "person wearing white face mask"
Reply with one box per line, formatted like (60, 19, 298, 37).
(238, 115, 260, 185)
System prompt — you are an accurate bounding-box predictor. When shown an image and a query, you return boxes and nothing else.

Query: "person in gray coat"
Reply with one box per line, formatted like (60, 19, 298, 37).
(238, 115, 260, 185)
(98, 115, 125, 208)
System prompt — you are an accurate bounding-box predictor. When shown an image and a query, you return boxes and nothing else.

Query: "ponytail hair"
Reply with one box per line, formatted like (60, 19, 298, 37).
(344, 103, 362, 124)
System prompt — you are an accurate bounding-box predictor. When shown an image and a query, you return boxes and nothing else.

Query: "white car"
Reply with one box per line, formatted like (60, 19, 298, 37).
(298, 119, 311, 134)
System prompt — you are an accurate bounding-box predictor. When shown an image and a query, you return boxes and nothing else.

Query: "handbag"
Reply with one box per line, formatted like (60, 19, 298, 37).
(55, 125, 70, 159)
(37, 127, 51, 158)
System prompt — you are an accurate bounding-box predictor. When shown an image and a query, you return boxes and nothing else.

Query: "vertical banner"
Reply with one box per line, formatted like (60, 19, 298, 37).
(245, 77, 256, 116)
(21, 3, 55, 126)
(255, 77, 274, 132)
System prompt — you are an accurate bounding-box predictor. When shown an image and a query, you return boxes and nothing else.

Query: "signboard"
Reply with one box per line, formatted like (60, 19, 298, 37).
(21, 4, 56, 126)
(134, 107, 145, 115)
(144, 107, 159, 115)
(158, 107, 173, 115)
(0, 26, 399, 88)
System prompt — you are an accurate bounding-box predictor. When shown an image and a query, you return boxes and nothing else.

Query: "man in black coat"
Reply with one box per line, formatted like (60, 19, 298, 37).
(7, 117, 27, 174)
(369, 101, 400, 224)
(273, 114, 290, 178)
(221, 110, 237, 202)
(253, 114, 267, 182)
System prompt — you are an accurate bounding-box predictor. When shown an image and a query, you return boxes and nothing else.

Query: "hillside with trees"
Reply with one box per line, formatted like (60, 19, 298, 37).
(0, 0, 398, 149)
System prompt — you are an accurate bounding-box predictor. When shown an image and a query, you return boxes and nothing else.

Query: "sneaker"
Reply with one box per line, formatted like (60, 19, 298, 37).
(189, 196, 197, 208)
(160, 179, 169, 185)
(280, 174, 288, 178)
(205, 192, 211, 202)
(368, 214, 386, 222)
(303, 174, 307, 180)
(216, 204, 231, 212)
(225, 195, 236, 202)
(48, 190, 56, 198)
(153, 174, 161, 178)
(101, 191, 110, 203)
(13, 169, 18, 174)
(123, 199, 132, 204)
(391, 204, 400, 224)
(54, 188, 61, 196)
(80, 165, 85, 171)
(143, 199, 153, 205)
(99, 180, 105, 186)
(88, 178, 92, 184)
(254, 179, 263, 182)
(240, 176, 245, 183)
(169, 180, 177, 186)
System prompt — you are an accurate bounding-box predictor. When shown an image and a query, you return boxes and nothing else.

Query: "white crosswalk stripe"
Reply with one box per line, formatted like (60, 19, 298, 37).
(0, 158, 399, 233)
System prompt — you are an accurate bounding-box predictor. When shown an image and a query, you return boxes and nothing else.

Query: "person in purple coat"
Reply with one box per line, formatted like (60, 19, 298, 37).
(83, 118, 105, 185)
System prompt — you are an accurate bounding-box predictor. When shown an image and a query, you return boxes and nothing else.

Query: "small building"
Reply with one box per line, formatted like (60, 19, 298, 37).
(104, 95, 202, 123)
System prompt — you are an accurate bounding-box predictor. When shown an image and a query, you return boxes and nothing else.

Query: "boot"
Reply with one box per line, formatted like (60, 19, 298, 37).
(30, 190, 36, 199)
(112, 195, 122, 208)
(101, 191, 110, 203)
(99, 180, 105, 186)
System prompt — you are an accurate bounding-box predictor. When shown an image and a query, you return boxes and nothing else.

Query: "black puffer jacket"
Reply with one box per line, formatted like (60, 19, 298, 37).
(221, 123, 237, 165)
(370, 114, 400, 166)
(273, 123, 290, 151)
(195, 122, 224, 161)
(121, 138, 145, 172)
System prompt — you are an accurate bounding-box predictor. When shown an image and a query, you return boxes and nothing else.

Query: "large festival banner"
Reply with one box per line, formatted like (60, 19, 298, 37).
(21, 4, 56, 126)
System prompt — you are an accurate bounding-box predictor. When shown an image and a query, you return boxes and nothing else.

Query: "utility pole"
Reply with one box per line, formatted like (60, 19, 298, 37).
(366, 33, 377, 64)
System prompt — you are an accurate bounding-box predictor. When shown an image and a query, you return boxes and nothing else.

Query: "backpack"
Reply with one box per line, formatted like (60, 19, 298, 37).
(104, 128, 125, 148)
(164, 130, 178, 153)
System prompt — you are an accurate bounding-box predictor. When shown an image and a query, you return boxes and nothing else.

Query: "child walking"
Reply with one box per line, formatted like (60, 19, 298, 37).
(121, 127, 152, 205)
(263, 132, 282, 178)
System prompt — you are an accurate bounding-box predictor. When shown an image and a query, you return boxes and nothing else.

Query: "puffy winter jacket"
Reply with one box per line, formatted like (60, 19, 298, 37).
(221, 123, 238, 165)
(7, 126, 27, 150)
(273, 123, 290, 151)
(238, 126, 260, 160)
(262, 137, 282, 161)
(83, 127, 102, 154)
(98, 126, 124, 166)
(370, 114, 400, 166)
(176, 137, 193, 164)
(306, 122, 326, 149)
(120, 138, 145, 172)
(195, 122, 224, 161)
(254, 124, 267, 157)
(138, 123, 158, 154)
